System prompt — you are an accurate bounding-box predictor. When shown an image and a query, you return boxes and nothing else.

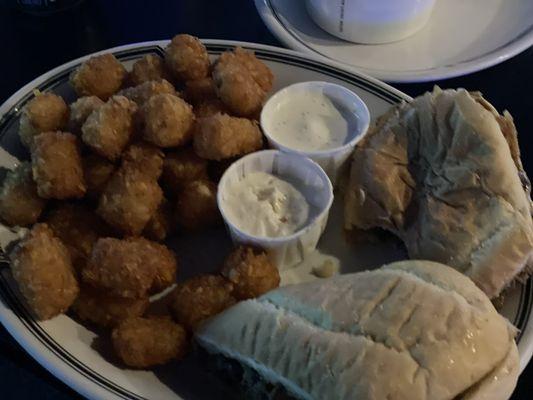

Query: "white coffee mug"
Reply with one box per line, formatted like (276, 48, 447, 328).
(306, 0, 436, 44)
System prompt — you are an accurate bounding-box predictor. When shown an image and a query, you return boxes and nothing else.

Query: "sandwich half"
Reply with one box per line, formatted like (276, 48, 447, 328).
(196, 260, 519, 400)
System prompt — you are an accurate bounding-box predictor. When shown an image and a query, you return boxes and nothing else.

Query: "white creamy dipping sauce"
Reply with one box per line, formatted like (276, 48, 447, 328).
(268, 91, 354, 152)
(224, 171, 310, 238)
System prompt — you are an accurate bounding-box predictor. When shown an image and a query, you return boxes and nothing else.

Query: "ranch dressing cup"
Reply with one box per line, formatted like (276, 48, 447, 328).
(218, 150, 333, 270)
(260, 81, 370, 185)
(306, 0, 437, 44)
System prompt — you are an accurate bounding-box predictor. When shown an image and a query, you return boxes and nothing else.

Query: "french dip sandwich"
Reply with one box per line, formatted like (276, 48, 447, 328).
(196, 260, 519, 400)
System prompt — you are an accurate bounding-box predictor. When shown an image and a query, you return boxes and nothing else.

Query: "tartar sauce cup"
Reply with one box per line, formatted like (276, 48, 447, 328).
(260, 81, 370, 185)
(217, 150, 334, 270)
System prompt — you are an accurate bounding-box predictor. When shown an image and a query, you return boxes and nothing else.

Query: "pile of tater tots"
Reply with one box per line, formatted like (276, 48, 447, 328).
(0, 34, 281, 369)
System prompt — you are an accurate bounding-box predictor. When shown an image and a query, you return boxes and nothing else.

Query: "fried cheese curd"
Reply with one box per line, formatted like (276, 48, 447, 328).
(126, 237, 177, 293)
(118, 79, 177, 105)
(221, 246, 280, 300)
(82, 237, 176, 298)
(82, 154, 116, 198)
(10, 224, 79, 320)
(129, 54, 171, 86)
(19, 92, 69, 148)
(67, 96, 104, 135)
(172, 275, 235, 331)
(112, 316, 188, 368)
(69, 53, 127, 100)
(175, 179, 219, 230)
(45, 203, 110, 272)
(193, 113, 262, 160)
(164, 34, 210, 82)
(72, 285, 149, 328)
(161, 147, 209, 196)
(142, 93, 195, 147)
(0, 162, 46, 226)
(97, 164, 163, 235)
(122, 142, 164, 180)
(81, 95, 138, 161)
(213, 47, 273, 117)
(31, 131, 86, 199)
(143, 199, 173, 242)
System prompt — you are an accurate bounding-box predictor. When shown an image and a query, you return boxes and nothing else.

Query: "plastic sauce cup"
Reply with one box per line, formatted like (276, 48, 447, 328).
(260, 81, 370, 185)
(217, 150, 333, 270)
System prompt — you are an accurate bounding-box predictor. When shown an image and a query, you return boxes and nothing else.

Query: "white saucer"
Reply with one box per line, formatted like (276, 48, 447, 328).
(254, 0, 533, 82)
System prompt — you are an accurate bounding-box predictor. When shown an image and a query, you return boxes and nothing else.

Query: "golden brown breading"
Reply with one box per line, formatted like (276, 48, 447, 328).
(172, 275, 235, 331)
(67, 96, 104, 135)
(72, 285, 149, 328)
(31, 131, 86, 199)
(125, 237, 178, 293)
(19, 93, 69, 147)
(112, 316, 188, 368)
(45, 204, 110, 272)
(141, 94, 195, 148)
(82, 237, 157, 298)
(220, 246, 280, 300)
(129, 54, 171, 86)
(175, 179, 220, 230)
(122, 142, 164, 180)
(69, 53, 127, 100)
(82, 154, 116, 198)
(165, 34, 210, 82)
(10, 224, 79, 320)
(162, 147, 209, 196)
(193, 113, 262, 160)
(97, 164, 163, 235)
(118, 79, 177, 105)
(194, 97, 230, 118)
(81, 95, 138, 161)
(213, 48, 273, 117)
(184, 77, 216, 104)
(143, 199, 173, 242)
(0, 162, 46, 226)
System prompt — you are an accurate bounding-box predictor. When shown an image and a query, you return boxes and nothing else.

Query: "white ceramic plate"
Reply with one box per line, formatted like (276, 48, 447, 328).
(0, 40, 531, 400)
(254, 0, 533, 82)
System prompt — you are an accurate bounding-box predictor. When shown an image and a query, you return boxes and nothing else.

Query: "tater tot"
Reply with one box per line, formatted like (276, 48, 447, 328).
(142, 94, 195, 148)
(31, 131, 86, 199)
(67, 96, 104, 135)
(193, 113, 262, 160)
(72, 285, 149, 328)
(165, 34, 210, 82)
(213, 48, 271, 117)
(45, 204, 109, 272)
(126, 237, 177, 293)
(0, 163, 46, 226)
(122, 142, 164, 180)
(69, 53, 127, 100)
(184, 77, 216, 104)
(172, 275, 235, 331)
(220, 246, 280, 300)
(175, 179, 220, 230)
(81, 95, 138, 161)
(97, 165, 163, 235)
(161, 148, 209, 196)
(118, 79, 177, 105)
(143, 199, 173, 242)
(19, 93, 69, 147)
(129, 54, 171, 86)
(82, 154, 116, 198)
(112, 316, 188, 368)
(10, 224, 79, 320)
(82, 237, 158, 298)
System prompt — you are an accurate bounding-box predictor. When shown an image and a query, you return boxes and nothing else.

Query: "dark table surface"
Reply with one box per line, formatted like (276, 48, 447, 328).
(0, 0, 532, 399)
